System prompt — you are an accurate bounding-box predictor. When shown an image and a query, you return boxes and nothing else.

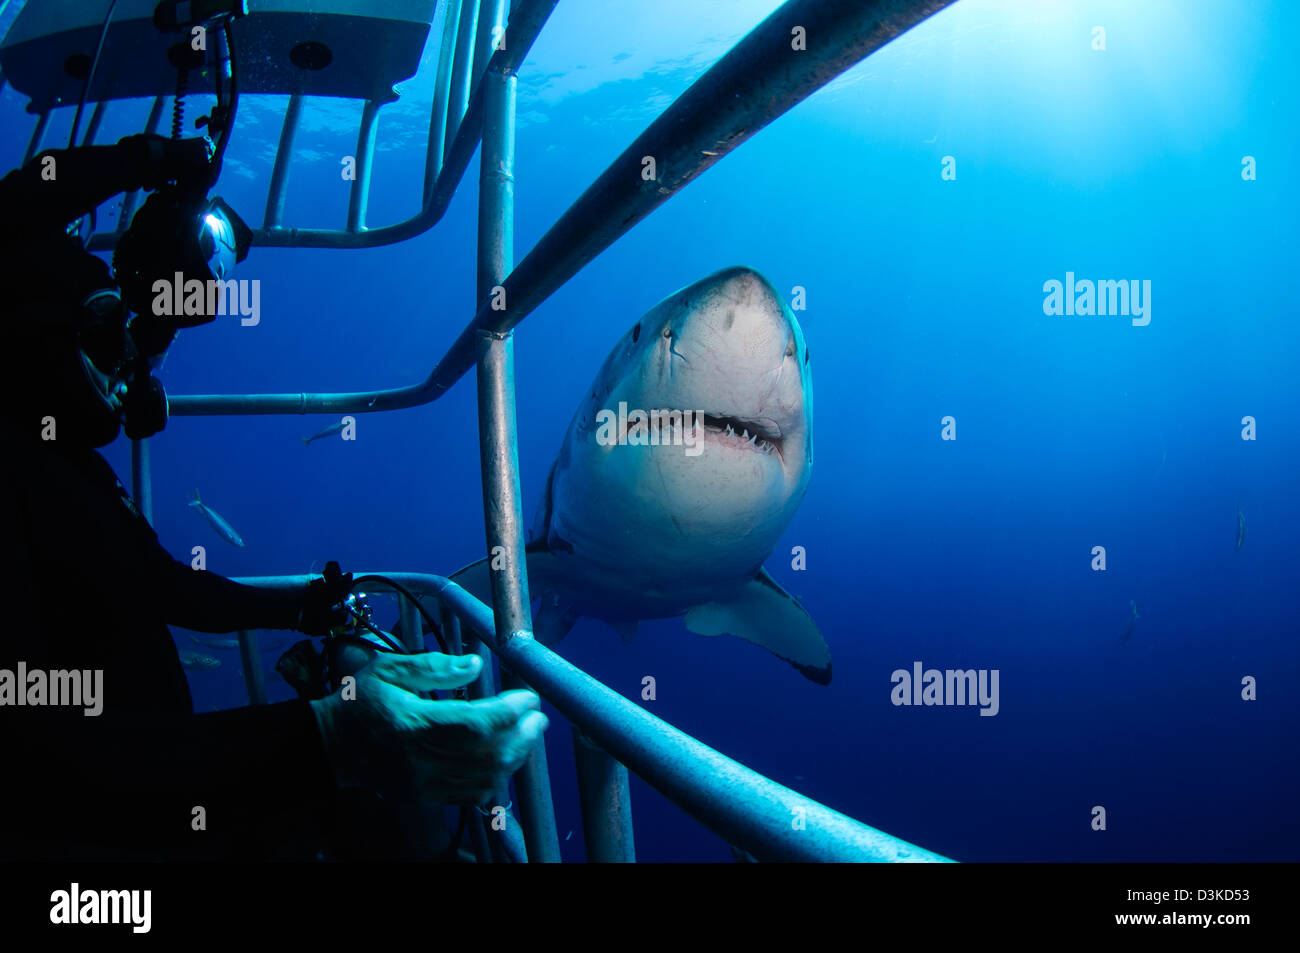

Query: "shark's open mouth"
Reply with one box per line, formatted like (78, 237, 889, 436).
(701, 413, 783, 457)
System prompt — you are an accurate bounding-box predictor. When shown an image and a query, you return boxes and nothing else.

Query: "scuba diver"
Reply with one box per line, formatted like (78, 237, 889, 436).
(0, 133, 546, 860)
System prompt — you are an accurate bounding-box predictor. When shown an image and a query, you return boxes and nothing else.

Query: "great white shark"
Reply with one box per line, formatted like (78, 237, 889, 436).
(454, 266, 830, 684)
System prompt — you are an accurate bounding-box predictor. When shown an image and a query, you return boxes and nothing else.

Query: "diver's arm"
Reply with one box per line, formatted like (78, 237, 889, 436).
(147, 544, 352, 636)
(152, 557, 307, 634)
(0, 464, 332, 857)
(55, 448, 321, 635)
(0, 136, 209, 233)
(135, 495, 348, 633)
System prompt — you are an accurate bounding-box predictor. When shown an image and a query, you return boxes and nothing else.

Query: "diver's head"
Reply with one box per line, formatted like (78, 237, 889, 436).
(112, 184, 251, 331)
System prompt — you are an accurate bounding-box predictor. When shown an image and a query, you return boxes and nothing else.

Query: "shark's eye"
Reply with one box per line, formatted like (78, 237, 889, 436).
(631, 323, 640, 343)
(785, 341, 795, 358)
(662, 325, 672, 339)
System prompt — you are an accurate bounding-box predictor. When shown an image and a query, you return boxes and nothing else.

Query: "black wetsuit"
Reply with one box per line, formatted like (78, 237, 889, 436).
(0, 143, 336, 861)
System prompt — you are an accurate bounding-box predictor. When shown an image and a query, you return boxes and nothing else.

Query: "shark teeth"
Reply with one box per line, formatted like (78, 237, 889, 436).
(708, 414, 781, 457)
(720, 423, 774, 454)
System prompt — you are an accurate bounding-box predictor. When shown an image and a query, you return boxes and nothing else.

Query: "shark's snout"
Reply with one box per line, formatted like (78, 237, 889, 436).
(653, 267, 811, 469)
(688, 266, 793, 358)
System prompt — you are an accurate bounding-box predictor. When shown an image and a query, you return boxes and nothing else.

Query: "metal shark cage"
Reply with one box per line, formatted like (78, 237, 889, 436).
(0, 0, 955, 862)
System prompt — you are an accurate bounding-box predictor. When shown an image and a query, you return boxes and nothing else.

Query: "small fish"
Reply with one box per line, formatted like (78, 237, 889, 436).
(1236, 502, 1246, 552)
(190, 634, 293, 654)
(188, 489, 245, 547)
(564, 830, 573, 842)
(178, 649, 221, 671)
(302, 419, 348, 447)
(1118, 600, 1139, 645)
(1152, 447, 1166, 479)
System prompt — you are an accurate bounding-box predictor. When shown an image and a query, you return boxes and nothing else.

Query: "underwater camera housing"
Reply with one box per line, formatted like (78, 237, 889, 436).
(113, 186, 252, 333)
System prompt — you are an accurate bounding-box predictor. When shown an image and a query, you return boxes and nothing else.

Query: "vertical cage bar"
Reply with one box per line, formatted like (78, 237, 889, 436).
(263, 92, 302, 230)
(81, 100, 106, 145)
(440, 602, 464, 656)
(474, 84, 526, 641)
(473, 0, 506, 84)
(461, 629, 496, 863)
(346, 98, 380, 233)
(485, 806, 527, 862)
(475, 62, 561, 863)
(22, 110, 49, 164)
(573, 728, 635, 862)
(444, 0, 481, 159)
(498, 662, 559, 861)
(463, 631, 496, 700)
(237, 630, 266, 705)
(461, 627, 499, 865)
(423, 0, 463, 204)
(130, 438, 153, 524)
(398, 594, 422, 653)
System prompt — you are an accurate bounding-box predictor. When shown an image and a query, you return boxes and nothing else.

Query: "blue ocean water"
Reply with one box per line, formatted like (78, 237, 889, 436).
(2, 0, 1296, 861)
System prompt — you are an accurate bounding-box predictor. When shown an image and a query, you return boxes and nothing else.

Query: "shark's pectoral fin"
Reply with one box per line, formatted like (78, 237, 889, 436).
(448, 556, 495, 608)
(684, 569, 831, 685)
(534, 595, 580, 646)
(449, 545, 574, 643)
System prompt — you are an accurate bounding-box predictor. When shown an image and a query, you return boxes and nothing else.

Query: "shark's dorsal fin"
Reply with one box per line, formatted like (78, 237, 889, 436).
(684, 568, 831, 685)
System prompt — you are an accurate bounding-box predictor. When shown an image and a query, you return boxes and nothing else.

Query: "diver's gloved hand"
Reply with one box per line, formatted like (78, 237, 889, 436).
(119, 133, 213, 191)
(296, 568, 353, 635)
(310, 653, 548, 805)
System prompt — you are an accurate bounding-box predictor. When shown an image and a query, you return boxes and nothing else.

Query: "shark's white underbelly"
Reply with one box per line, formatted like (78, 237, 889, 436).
(543, 435, 801, 619)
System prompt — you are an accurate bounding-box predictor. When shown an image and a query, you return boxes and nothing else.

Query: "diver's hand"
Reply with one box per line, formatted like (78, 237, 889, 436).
(309, 652, 548, 805)
(296, 569, 353, 635)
